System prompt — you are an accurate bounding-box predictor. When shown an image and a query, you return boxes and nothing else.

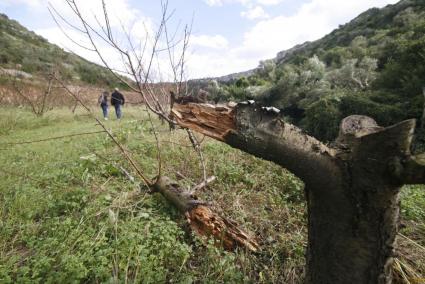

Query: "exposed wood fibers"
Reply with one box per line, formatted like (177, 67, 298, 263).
(186, 205, 259, 252)
(171, 103, 236, 141)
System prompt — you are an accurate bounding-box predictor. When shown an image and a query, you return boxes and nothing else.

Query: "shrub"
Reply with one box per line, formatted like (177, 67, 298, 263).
(301, 98, 342, 141)
(339, 91, 407, 126)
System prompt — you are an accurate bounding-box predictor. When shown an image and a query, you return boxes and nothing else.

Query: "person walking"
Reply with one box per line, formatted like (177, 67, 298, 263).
(111, 88, 125, 119)
(98, 91, 109, 120)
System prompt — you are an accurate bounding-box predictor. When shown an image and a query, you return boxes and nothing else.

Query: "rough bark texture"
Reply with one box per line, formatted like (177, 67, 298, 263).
(307, 116, 415, 284)
(152, 176, 259, 252)
(171, 102, 420, 284)
(421, 87, 425, 129)
(173, 102, 340, 188)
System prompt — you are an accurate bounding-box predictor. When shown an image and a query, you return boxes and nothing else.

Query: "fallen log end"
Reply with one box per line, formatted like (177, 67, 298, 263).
(186, 205, 260, 252)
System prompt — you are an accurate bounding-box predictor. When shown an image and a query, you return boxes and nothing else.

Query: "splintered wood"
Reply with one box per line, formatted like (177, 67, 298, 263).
(153, 176, 259, 252)
(171, 103, 236, 141)
(186, 205, 260, 252)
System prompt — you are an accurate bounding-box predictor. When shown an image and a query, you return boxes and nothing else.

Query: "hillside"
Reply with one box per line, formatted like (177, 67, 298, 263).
(0, 13, 123, 87)
(201, 0, 425, 143)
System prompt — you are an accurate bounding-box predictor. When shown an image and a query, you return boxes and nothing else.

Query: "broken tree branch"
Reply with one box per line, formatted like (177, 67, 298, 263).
(153, 176, 259, 252)
(172, 101, 339, 188)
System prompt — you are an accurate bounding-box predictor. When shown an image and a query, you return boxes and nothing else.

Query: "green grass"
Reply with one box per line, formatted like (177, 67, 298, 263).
(0, 106, 423, 283)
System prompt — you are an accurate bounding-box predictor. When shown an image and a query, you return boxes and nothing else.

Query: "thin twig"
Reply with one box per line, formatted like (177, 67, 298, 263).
(56, 77, 152, 187)
(93, 151, 136, 184)
(398, 233, 425, 252)
(187, 129, 207, 182)
(0, 130, 106, 146)
(190, 176, 216, 192)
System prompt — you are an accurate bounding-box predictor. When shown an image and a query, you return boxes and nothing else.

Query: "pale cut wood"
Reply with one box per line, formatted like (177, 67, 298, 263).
(153, 176, 259, 252)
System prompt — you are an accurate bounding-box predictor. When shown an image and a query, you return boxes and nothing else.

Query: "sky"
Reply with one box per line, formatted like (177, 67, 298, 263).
(0, 0, 399, 80)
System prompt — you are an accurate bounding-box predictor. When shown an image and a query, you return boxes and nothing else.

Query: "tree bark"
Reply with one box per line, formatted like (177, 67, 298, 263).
(421, 87, 425, 128)
(171, 102, 419, 284)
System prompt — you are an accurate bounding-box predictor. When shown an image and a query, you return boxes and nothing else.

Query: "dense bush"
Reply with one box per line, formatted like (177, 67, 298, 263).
(301, 98, 342, 141)
(339, 92, 405, 126)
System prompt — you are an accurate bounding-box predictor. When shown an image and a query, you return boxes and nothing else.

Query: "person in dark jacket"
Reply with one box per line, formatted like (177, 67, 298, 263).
(98, 91, 109, 120)
(111, 88, 125, 119)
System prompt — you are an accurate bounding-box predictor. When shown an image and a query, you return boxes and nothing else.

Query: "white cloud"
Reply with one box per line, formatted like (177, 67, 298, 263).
(203, 0, 283, 7)
(257, 0, 284, 5)
(241, 6, 269, 20)
(45, 0, 139, 28)
(2, 0, 141, 25)
(35, 27, 117, 66)
(186, 51, 254, 79)
(1, 0, 42, 7)
(191, 34, 229, 49)
(203, 0, 251, 7)
(204, 0, 224, 6)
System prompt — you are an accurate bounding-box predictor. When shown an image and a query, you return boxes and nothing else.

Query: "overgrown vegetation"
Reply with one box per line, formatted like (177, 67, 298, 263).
(0, 107, 423, 283)
(204, 0, 425, 143)
(0, 13, 125, 87)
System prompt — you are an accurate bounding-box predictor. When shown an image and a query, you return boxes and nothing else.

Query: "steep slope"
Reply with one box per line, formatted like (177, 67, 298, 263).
(275, 0, 425, 65)
(202, 0, 425, 142)
(0, 13, 123, 87)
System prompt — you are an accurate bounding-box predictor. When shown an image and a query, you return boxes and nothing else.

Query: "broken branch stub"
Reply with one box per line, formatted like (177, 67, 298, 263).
(186, 205, 260, 252)
(152, 176, 259, 252)
(336, 115, 383, 146)
(171, 103, 236, 141)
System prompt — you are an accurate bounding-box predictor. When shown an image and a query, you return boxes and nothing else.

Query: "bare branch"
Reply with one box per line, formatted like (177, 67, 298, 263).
(190, 176, 216, 192)
(48, 6, 96, 51)
(187, 129, 207, 182)
(0, 130, 106, 147)
(56, 77, 152, 187)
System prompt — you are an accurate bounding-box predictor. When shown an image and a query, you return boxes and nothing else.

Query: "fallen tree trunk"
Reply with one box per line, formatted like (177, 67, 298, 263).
(152, 176, 259, 252)
(171, 101, 424, 284)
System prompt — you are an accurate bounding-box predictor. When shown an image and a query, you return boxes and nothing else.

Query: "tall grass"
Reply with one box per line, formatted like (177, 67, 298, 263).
(0, 107, 423, 283)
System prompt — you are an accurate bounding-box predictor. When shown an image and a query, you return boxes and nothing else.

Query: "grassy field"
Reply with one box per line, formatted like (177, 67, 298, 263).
(0, 106, 424, 283)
